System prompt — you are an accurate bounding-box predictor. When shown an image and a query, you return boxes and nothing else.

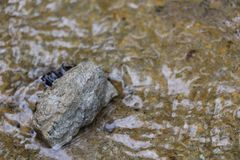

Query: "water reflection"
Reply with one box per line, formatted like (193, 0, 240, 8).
(110, 134, 152, 151)
(125, 150, 162, 160)
(0, 0, 240, 159)
(162, 65, 198, 96)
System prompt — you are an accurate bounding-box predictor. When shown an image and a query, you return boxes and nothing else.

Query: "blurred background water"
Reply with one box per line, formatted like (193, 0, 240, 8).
(0, 0, 240, 159)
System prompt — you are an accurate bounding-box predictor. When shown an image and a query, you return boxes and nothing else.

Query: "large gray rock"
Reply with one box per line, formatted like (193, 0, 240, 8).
(33, 62, 118, 148)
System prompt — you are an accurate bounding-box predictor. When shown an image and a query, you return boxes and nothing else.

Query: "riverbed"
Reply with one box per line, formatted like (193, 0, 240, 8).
(0, 0, 240, 159)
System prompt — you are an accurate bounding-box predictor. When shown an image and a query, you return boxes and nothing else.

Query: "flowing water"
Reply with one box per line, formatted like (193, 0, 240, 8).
(0, 0, 240, 159)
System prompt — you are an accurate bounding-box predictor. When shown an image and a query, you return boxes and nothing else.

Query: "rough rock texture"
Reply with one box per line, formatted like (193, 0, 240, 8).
(32, 62, 118, 148)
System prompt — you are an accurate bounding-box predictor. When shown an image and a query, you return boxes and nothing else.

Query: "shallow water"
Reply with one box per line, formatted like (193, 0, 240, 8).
(0, 0, 240, 159)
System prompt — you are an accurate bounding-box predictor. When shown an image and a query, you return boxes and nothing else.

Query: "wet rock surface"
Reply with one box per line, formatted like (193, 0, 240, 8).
(33, 62, 118, 148)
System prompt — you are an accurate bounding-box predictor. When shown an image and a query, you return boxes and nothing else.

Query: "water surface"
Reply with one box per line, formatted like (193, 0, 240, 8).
(0, 0, 240, 159)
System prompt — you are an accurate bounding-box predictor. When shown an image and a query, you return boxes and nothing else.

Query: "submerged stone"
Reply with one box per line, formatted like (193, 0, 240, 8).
(32, 62, 118, 148)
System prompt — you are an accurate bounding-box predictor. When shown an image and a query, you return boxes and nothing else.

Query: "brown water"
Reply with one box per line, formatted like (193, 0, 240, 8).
(0, 0, 240, 159)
